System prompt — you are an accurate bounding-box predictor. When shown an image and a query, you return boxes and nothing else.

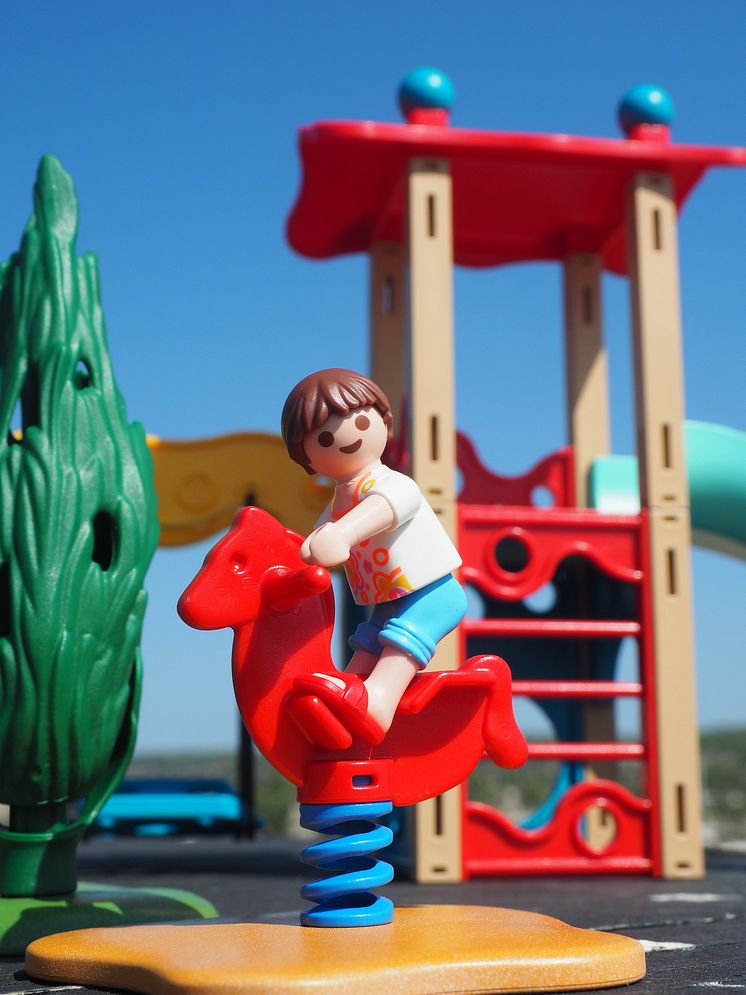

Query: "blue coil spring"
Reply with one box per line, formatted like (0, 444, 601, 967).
(299, 800, 394, 927)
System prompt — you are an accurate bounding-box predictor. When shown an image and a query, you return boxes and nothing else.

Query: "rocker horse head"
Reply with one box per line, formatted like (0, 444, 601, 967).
(178, 506, 527, 806)
(177, 505, 331, 632)
(178, 506, 337, 787)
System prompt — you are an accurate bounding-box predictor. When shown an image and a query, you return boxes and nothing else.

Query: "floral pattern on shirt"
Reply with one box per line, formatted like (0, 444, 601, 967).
(325, 464, 460, 607)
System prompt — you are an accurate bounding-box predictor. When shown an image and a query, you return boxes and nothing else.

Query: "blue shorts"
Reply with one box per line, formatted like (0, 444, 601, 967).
(349, 575, 467, 669)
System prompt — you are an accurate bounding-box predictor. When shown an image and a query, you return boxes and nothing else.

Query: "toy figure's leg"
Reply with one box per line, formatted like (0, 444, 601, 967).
(295, 579, 467, 742)
(346, 650, 378, 675)
(362, 648, 421, 731)
(365, 576, 467, 732)
(346, 604, 391, 674)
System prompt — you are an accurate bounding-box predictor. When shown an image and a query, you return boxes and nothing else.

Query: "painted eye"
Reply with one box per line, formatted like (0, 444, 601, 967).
(318, 431, 334, 448)
(355, 415, 370, 431)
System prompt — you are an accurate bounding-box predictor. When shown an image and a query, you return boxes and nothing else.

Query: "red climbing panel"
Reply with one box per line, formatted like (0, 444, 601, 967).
(464, 780, 653, 876)
(457, 441, 661, 877)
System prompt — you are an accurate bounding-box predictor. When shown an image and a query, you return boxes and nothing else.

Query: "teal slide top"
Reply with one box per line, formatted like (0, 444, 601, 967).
(589, 421, 746, 560)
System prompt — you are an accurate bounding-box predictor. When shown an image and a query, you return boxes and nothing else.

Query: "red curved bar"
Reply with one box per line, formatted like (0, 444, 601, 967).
(458, 506, 643, 601)
(463, 780, 652, 876)
(457, 435, 575, 508)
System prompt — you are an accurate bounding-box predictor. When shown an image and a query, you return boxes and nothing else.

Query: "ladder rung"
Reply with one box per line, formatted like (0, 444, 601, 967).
(463, 619, 641, 638)
(512, 680, 643, 699)
(526, 742, 646, 760)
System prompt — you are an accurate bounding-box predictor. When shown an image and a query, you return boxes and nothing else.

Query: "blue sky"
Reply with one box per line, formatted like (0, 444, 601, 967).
(2, 2, 744, 751)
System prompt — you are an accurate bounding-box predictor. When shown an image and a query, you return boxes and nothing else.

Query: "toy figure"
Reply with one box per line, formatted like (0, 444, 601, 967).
(281, 368, 467, 744)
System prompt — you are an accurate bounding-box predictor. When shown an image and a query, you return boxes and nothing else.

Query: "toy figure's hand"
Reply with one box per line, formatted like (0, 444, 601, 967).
(301, 523, 351, 567)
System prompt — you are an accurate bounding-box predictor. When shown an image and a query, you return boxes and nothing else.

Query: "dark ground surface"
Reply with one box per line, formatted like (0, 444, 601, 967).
(1, 839, 744, 994)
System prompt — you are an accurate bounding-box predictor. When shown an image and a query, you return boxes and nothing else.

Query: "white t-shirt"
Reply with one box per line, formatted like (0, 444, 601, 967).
(323, 463, 461, 606)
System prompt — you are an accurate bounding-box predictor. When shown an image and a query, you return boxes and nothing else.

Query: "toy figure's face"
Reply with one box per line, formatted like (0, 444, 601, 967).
(303, 405, 388, 480)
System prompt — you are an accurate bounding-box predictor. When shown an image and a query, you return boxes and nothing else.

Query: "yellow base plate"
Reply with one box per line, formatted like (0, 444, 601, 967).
(26, 904, 646, 994)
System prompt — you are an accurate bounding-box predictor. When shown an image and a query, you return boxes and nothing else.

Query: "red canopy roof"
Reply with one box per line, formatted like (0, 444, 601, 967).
(286, 120, 746, 275)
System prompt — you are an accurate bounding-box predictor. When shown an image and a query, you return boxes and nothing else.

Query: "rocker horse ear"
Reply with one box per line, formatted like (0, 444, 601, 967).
(262, 564, 331, 612)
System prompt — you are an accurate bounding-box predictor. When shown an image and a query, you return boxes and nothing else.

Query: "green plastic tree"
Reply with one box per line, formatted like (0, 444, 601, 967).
(0, 156, 159, 896)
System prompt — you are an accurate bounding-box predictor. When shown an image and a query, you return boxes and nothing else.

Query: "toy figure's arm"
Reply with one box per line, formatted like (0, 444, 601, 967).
(301, 495, 394, 567)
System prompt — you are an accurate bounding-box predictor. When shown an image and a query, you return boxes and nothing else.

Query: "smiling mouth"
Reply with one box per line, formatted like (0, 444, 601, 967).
(340, 439, 362, 454)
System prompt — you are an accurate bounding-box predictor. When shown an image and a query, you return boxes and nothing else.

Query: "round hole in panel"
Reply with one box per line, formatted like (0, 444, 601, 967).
(531, 485, 555, 508)
(494, 534, 530, 573)
(523, 582, 557, 614)
(577, 805, 618, 854)
(463, 583, 485, 619)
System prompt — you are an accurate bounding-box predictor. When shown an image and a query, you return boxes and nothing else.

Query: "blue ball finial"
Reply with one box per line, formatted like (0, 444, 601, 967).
(618, 84, 674, 133)
(398, 67, 455, 115)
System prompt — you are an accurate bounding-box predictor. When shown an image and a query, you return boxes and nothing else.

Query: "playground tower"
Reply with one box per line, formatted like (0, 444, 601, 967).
(286, 70, 746, 881)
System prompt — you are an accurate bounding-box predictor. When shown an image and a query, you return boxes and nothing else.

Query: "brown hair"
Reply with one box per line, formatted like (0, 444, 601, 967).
(281, 368, 393, 474)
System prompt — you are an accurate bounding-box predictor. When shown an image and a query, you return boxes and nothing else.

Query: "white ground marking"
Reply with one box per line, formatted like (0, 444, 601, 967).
(636, 939, 696, 952)
(8, 988, 86, 994)
(649, 892, 741, 903)
(715, 841, 746, 854)
(692, 984, 746, 989)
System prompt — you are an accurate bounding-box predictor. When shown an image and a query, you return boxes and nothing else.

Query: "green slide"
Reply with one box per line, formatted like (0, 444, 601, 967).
(588, 421, 746, 561)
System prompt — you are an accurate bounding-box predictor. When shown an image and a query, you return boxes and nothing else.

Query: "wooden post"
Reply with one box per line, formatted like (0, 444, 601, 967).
(563, 253, 610, 505)
(370, 242, 407, 427)
(627, 172, 704, 878)
(563, 252, 616, 850)
(405, 157, 462, 882)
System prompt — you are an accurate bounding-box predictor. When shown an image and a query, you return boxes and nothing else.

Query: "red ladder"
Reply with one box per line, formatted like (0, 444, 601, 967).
(455, 442, 661, 877)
